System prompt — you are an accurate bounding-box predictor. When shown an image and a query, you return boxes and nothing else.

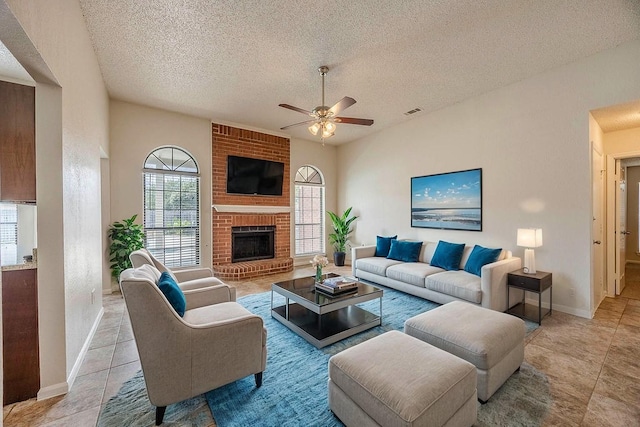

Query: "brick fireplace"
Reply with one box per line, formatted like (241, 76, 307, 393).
(211, 123, 293, 280)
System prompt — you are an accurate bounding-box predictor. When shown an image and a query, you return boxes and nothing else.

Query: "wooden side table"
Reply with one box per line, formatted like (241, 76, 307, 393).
(507, 269, 552, 325)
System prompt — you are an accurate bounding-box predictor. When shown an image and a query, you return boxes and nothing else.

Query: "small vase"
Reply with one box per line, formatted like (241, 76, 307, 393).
(315, 265, 323, 284)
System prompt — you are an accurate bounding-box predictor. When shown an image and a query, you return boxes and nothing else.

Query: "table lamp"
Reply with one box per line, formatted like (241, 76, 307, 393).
(517, 228, 542, 274)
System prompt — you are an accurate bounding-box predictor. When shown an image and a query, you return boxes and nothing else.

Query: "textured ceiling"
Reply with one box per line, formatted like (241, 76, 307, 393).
(71, 1, 639, 144)
(591, 99, 640, 133)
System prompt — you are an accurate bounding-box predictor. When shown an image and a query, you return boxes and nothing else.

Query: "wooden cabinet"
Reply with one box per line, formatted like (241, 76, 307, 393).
(0, 81, 36, 202)
(2, 268, 40, 405)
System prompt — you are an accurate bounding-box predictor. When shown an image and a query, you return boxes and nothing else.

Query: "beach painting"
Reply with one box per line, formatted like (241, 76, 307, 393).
(411, 168, 482, 231)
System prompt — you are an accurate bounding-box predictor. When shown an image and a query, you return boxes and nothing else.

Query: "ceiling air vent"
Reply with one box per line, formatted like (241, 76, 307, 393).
(404, 107, 423, 116)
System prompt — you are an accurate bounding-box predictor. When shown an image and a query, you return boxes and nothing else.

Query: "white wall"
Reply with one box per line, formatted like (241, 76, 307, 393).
(338, 39, 640, 319)
(109, 100, 213, 268)
(5, 0, 109, 393)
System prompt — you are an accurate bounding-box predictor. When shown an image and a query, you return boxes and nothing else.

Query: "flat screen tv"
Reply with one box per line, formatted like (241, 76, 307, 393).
(226, 155, 285, 196)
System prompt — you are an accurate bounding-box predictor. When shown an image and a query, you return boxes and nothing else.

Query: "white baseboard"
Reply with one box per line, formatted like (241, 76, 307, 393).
(37, 382, 69, 400)
(523, 297, 590, 319)
(65, 307, 104, 392)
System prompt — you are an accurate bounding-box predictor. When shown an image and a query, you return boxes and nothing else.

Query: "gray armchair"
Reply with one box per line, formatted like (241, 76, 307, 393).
(119, 264, 267, 425)
(129, 248, 235, 296)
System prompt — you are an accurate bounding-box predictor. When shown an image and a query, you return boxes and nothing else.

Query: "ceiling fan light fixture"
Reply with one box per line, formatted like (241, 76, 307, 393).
(280, 65, 374, 141)
(321, 127, 334, 139)
(308, 122, 321, 135)
(324, 121, 336, 133)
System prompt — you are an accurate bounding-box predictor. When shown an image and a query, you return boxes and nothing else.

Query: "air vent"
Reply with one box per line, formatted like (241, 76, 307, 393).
(404, 107, 423, 116)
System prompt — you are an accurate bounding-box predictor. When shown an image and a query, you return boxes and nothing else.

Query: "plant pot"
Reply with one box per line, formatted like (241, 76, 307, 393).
(334, 252, 346, 267)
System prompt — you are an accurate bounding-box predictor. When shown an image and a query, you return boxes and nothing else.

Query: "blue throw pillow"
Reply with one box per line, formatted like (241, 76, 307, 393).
(375, 235, 398, 257)
(430, 241, 465, 271)
(387, 240, 422, 262)
(464, 245, 502, 276)
(157, 272, 187, 317)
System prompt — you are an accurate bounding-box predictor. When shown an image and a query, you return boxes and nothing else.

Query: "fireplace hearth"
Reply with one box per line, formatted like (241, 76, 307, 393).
(231, 226, 275, 263)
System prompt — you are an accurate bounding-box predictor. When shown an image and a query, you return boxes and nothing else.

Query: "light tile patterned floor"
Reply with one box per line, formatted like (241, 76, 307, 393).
(3, 264, 640, 426)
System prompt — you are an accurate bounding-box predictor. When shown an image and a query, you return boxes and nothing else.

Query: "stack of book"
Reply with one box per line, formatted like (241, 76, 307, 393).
(315, 276, 358, 295)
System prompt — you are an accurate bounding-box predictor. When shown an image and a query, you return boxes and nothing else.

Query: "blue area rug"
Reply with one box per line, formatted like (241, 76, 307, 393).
(97, 287, 548, 426)
(205, 287, 547, 427)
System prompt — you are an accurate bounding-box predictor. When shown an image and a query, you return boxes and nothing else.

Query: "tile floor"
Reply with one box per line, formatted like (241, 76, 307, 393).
(3, 264, 640, 426)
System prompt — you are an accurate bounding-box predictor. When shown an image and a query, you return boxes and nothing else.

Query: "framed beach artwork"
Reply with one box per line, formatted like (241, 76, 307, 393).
(411, 168, 482, 231)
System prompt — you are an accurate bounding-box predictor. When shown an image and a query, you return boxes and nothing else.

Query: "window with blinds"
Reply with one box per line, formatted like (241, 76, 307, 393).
(143, 147, 200, 267)
(294, 165, 325, 256)
(0, 204, 18, 265)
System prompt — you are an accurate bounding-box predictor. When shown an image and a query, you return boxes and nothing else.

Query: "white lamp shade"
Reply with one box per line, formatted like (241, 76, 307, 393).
(517, 228, 543, 248)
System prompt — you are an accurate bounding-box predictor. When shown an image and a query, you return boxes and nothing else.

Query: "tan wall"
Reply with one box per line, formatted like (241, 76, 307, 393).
(338, 39, 640, 319)
(603, 126, 640, 155)
(109, 100, 213, 269)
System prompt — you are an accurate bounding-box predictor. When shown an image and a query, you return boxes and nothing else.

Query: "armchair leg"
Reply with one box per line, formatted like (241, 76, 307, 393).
(255, 372, 263, 387)
(156, 406, 166, 425)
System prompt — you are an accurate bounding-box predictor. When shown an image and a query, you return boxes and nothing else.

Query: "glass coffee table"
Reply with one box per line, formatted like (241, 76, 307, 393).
(271, 274, 383, 348)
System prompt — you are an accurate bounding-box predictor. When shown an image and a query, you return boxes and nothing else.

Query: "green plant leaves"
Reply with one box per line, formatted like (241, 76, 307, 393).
(327, 207, 358, 252)
(108, 215, 145, 280)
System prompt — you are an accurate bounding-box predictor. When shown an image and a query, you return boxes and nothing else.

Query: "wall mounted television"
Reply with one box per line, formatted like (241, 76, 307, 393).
(226, 155, 285, 196)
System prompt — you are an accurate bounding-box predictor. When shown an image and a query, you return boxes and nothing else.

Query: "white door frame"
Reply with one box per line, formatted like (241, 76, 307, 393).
(606, 150, 640, 297)
(592, 145, 605, 309)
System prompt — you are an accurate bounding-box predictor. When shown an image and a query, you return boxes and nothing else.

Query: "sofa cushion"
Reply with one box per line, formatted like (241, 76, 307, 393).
(387, 240, 422, 262)
(355, 257, 403, 276)
(430, 240, 465, 271)
(157, 272, 187, 317)
(183, 301, 251, 324)
(464, 245, 502, 276)
(386, 263, 445, 287)
(374, 235, 397, 257)
(426, 271, 482, 304)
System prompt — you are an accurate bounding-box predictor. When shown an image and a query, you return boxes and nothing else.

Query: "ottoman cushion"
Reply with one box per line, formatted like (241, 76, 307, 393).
(329, 330, 476, 426)
(404, 301, 525, 370)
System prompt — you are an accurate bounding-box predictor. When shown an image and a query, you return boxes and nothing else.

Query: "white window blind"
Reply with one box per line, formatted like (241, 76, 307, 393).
(143, 147, 200, 267)
(294, 166, 325, 256)
(0, 204, 18, 265)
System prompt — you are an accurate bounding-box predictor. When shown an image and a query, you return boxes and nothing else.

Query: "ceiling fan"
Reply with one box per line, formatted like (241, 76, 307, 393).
(279, 66, 374, 142)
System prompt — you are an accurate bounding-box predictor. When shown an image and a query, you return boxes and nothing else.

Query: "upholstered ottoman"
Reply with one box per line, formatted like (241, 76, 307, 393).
(328, 330, 477, 427)
(404, 301, 525, 403)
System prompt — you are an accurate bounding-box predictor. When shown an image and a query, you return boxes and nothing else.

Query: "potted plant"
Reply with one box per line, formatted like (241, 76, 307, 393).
(108, 214, 145, 281)
(327, 207, 358, 267)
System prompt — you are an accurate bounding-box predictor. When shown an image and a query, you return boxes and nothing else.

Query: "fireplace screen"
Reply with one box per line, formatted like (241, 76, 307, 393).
(231, 226, 275, 263)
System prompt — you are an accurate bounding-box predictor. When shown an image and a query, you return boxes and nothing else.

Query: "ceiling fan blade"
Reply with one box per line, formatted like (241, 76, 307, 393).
(329, 97, 356, 115)
(280, 119, 316, 130)
(335, 116, 374, 126)
(279, 104, 313, 115)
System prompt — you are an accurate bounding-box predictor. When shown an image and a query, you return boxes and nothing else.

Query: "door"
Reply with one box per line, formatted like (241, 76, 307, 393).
(592, 147, 605, 304)
(616, 162, 627, 294)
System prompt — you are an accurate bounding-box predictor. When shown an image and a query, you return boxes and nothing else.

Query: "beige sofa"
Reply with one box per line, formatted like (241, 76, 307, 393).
(352, 241, 521, 312)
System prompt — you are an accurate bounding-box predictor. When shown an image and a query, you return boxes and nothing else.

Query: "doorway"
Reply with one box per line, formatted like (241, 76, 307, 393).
(619, 161, 640, 300)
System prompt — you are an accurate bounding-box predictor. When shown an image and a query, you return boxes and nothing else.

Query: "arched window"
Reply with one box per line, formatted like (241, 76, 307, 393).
(294, 165, 325, 256)
(143, 147, 200, 267)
